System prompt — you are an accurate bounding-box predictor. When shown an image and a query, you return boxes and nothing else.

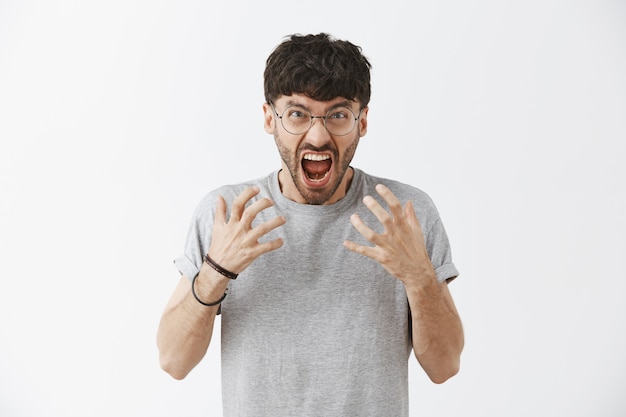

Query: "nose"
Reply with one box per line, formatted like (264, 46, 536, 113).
(305, 116, 331, 146)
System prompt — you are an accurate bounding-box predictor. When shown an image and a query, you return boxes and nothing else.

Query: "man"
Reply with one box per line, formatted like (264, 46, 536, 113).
(157, 33, 464, 416)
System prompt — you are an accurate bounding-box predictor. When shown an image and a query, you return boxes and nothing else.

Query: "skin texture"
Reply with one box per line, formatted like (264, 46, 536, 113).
(264, 95, 367, 205)
(157, 94, 464, 383)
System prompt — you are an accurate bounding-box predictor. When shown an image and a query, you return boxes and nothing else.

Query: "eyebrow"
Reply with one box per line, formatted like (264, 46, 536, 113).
(283, 99, 356, 111)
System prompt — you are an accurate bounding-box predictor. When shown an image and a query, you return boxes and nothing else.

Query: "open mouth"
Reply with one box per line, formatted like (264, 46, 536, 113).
(301, 153, 332, 184)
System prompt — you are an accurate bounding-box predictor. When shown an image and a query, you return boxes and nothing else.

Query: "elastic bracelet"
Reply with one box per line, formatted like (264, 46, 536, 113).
(191, 273, 227, 307)
(204, 254, 238, 280)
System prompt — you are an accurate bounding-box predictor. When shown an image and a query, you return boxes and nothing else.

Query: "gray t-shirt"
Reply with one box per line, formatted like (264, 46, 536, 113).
(175, 168, 459, 417)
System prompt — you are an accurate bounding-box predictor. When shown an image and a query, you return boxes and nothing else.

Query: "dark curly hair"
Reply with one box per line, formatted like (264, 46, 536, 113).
(264, 33, 372, 107)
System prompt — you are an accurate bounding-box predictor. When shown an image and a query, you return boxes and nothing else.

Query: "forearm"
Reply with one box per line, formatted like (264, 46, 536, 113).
(406, 274, 464, 384)
(157, 268, 229, 380)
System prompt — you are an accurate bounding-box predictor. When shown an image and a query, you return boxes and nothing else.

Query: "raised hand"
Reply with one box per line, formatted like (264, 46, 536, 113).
(208, 186, 286, 275)
(343, 184, 436, 285)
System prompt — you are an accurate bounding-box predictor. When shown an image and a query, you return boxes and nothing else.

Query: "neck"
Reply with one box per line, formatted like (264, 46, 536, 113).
(277, 167, 354, 205)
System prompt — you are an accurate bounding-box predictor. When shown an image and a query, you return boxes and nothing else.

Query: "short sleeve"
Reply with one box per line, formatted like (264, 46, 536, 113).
(173, 193, 218, 282)
(426, 217, 459, 283)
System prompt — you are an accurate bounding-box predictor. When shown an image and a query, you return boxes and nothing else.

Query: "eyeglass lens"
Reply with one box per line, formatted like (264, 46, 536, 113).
(280, 105, 357, 136)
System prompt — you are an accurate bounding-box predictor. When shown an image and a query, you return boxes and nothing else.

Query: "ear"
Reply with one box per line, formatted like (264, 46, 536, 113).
(358, 106, 369, 137)
(262, 103, 275, 134)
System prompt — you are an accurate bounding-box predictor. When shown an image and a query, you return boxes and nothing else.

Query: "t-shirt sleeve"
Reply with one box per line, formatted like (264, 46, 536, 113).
(173, 194, 216, 282)
(426, 217, 459, 283)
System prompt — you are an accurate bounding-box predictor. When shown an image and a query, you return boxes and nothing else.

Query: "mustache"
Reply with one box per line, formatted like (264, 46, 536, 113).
(298, 144, 336, 154)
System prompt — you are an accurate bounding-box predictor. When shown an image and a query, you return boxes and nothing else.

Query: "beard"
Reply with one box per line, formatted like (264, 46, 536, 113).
(274, 132, 360, 205)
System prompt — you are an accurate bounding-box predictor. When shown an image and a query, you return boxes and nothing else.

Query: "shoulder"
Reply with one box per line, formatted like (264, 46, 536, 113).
(355, 169, 442, 228)
(357, 169, 436, 208)
(191, 172, 275, 218)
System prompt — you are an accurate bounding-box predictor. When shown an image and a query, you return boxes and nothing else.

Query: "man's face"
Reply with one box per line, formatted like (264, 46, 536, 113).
(263, 94, 368, 205)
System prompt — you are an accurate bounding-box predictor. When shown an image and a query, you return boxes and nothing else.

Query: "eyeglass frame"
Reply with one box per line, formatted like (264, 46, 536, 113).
(269, 101, 365, 136)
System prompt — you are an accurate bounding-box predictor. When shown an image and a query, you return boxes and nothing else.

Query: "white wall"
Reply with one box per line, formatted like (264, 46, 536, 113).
(1, 1, 624, 416)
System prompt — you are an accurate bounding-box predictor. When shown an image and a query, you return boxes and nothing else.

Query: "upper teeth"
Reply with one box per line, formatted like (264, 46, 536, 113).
(303, 154, 330, 161)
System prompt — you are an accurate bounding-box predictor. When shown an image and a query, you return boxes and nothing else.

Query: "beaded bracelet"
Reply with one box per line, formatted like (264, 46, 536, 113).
(191, 273, 227, 307)
(204, 254, 238, 280)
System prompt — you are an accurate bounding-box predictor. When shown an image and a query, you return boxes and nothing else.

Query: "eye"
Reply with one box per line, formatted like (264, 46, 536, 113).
(287, 107, 310, 119)
(327, 108, 351, 120)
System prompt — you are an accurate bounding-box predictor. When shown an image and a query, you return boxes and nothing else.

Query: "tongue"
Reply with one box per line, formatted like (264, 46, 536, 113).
(302, 159, 332, 179)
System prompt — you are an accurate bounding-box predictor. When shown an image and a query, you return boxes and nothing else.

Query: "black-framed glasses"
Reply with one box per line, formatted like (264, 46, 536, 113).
(270, 102, 362, 136)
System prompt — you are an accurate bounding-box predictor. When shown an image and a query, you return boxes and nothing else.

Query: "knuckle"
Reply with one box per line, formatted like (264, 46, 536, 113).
(379, 253, 392, 265)
(381, 217, 394, 227)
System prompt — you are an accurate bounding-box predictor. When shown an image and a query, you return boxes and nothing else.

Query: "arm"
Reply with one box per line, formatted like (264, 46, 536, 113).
(343, 184, 464, 383)
(157, 186, 286, 380)
(156, 270, 229, 380)
(405, 275, 464, 383)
